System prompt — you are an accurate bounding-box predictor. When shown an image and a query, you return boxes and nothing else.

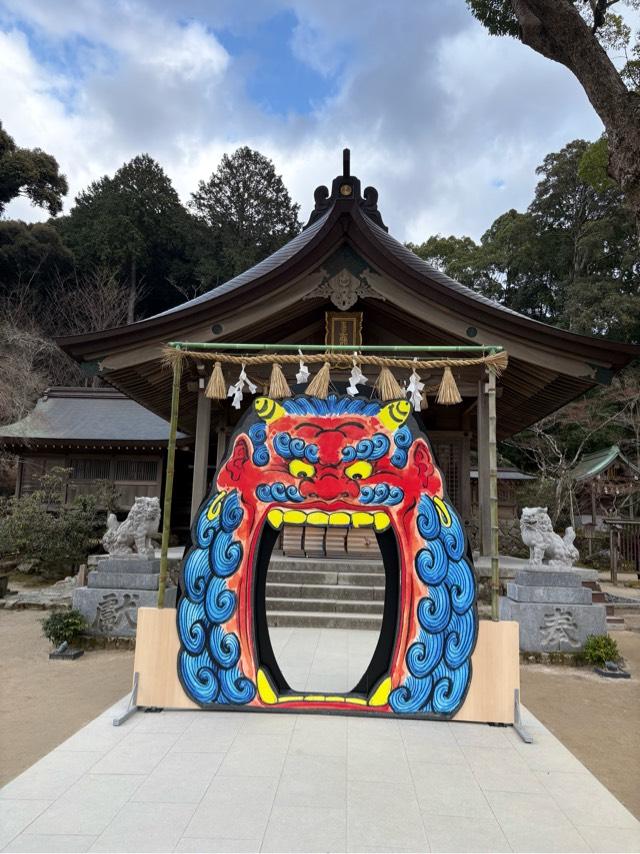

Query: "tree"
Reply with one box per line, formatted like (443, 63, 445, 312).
(56, 154, 201, 319)
(466, 1, 640, 226)
(190, 146, 301, 281)
(411, 139, 639, 341)
(0, 123, 68, 216)
(0, 220, 74, 302)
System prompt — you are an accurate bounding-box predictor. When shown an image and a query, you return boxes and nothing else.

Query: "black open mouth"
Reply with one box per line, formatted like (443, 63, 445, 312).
(253, 519, 401, 703)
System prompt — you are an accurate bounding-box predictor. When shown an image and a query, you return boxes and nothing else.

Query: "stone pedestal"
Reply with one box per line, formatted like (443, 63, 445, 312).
(499, 567, 606, 653)
(72, 556, 176, 637)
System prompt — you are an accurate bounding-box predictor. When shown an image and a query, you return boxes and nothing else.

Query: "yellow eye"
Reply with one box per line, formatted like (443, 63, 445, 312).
(345, 460, 373, 480)
(289, 459, 315, 479)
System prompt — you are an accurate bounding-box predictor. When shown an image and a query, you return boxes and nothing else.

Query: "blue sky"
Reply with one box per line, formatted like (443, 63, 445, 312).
(0, 0, 629, 241)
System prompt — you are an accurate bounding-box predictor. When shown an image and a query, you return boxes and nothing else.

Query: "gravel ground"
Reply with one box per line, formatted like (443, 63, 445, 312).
(521, 630, 640, 819)
(0, 609, 134, 787)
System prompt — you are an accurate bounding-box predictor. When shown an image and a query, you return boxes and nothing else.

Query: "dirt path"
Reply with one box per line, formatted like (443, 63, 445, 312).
(0, 610, 134, 786)
(521, 631, 640, 819)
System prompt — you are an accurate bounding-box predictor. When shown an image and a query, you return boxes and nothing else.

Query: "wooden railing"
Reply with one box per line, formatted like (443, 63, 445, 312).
(604, 519, 640, 584)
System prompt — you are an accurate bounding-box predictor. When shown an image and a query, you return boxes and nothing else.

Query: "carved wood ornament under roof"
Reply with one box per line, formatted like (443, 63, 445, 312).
(304, 268, 386, 311)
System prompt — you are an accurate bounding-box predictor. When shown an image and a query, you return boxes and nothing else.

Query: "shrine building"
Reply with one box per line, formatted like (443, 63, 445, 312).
(58, 152, 639, 557)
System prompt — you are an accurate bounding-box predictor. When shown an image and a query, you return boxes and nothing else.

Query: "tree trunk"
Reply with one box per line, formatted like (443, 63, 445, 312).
(127, 256, 137, 323)
(511, 0, 640, 230)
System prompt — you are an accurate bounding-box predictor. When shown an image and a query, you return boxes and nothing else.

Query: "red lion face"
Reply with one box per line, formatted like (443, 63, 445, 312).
(177, 395, 477, 718)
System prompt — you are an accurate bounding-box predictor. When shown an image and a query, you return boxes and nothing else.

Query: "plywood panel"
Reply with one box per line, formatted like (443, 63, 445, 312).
(134, 608, 197, 710)
(133, 609, 519, 724)
(454, 620, 520, 724)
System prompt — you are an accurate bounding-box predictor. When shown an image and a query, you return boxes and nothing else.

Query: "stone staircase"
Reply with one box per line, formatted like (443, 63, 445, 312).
(266, 555, 384, 630)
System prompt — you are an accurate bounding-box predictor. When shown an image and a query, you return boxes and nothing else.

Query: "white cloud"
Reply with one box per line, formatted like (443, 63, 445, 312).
(0, 0, 617, 240)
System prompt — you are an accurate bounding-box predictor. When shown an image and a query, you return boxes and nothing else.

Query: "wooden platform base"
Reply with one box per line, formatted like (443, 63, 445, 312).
(132, 608, 519, 724)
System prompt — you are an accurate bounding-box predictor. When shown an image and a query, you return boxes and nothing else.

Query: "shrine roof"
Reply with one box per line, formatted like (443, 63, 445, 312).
(571, 446, 640, 482)
(0, 387, 188, 449)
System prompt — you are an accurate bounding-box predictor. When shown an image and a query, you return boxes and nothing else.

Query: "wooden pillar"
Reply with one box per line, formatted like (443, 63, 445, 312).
(487, 369, 500, 620)
(215, 416, 227, 470)
(190, 385, 211, 521)
(477, 379, 491, 556)
(460, 432, 472, 525)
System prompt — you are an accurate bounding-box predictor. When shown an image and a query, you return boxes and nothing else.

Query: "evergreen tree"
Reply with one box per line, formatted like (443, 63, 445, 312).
(56, 154, 201, 319)
(190, 146, 301, 281)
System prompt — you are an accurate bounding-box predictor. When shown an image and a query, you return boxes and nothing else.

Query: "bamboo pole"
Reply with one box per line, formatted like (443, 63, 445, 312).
(168, 341, 503, 354)
(487, 369, 500, 621)
(157, 355, 183, 608)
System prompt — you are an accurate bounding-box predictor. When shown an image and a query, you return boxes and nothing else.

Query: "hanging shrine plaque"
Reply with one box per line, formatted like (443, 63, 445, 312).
(176, 394, 478, 718)
(325, 311, 363, 347)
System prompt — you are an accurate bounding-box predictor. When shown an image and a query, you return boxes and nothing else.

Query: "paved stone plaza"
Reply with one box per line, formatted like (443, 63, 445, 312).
(1, 628, 639, 853)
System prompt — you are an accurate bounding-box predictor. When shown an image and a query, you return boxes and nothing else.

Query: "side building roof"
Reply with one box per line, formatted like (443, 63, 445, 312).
(571, 446, 640, 482)
(0, 387, 188, 450)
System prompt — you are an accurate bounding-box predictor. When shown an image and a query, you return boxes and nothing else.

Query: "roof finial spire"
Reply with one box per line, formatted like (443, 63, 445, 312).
(343, 148, 350, 178)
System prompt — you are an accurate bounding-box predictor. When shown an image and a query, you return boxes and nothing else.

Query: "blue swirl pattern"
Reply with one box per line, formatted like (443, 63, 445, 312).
(359, 484, 404, 506)
(389, 494, 477, 717)
(342, 434, 390, 462)
(248, 423, 269, 466)
(177, 490, 256, 707)
(391, 425, 412, 468)
(273, 432, 319, 463)
(256, 483, 304, 503)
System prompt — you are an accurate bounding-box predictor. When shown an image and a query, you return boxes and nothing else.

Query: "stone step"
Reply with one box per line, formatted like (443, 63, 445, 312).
(266, 582, 385, 601)
(267, 569, 383, 587)
(267, 611, 382, 630)
(269, 557, 384, 574)
(88, 571, 159, 591)
(266, 596, 384, 614)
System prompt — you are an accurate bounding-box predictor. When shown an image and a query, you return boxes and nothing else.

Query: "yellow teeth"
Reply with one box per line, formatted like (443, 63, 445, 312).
(257, 668, 389, 708)
(266, 509, 391, 531)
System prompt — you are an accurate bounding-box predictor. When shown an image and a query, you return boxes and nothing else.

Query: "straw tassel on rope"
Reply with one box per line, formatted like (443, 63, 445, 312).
(205, 361, 227, 399)
(268, 362, 292, 398)
(374, 366, 404, 401)
(306, 361, 331, 398)
(436, 366, 462, 405)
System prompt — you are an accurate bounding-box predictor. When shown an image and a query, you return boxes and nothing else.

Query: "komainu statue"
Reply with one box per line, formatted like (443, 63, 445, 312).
(102, 497, 161, 556)
(520, 506, 579, 569)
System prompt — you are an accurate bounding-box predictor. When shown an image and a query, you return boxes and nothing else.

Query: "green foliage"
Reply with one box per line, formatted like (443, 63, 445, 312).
(0, 122, 68, 216)
(41, 610, 87, 647)
(0, 468, 111, 579)
(583, 634, 621, 666)
(465, 0, 519, 37)
(0, 221, 74, 304)
(55, 154, 204, 317)
(411, 139, 639, 343)
(466, 0, 640, 49)
(190, 146, 301, 281)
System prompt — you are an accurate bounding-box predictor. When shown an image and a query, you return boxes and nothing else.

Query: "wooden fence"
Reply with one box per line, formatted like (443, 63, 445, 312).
(604, 519, 640, 583)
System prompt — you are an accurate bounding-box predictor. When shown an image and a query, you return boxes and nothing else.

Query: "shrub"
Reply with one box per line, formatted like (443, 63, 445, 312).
(41, 610, 87, 647)
(0, 467, 113, 578)
(583, 634, 620, 667)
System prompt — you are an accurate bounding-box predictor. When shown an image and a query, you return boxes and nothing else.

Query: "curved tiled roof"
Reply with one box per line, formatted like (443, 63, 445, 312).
(358, 210, 523, 318)
(150, 211, 332, 320)
(0, 387, 187, 444)
(571, 445, 640, 481)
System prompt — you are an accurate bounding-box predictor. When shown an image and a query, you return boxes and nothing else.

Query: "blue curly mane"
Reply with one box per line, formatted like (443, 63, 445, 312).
(389, 494, 476, 716)
(177, 490, 256, 706)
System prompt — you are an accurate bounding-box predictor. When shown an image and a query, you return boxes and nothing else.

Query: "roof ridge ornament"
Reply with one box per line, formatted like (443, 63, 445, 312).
(304, 149, 388, 231)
